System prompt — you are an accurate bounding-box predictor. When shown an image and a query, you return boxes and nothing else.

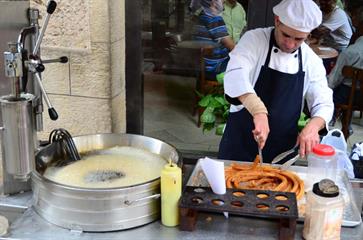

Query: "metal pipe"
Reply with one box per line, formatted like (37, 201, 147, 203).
(29, 8, 43, 131)
(16, 26, 35, 53)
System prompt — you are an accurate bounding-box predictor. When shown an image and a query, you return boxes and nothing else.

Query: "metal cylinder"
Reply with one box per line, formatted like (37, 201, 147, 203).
(0, 93, 35, 181)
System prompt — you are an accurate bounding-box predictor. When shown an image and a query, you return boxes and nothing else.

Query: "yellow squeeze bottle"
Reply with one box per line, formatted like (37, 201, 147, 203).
(160, 161, 182, 227)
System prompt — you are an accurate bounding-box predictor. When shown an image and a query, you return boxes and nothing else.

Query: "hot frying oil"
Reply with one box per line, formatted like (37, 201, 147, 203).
(44, 146, 166, 188)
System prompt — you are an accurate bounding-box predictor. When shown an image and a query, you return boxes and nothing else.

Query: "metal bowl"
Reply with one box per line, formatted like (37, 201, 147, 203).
(32, 133, 180, 232)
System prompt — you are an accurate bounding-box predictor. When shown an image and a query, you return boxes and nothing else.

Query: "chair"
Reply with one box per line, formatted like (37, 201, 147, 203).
(335, 66, 363, 139)
(195, 46, 220, 127)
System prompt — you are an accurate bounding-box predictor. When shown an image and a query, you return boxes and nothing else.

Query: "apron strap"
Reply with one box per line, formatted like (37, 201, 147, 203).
(298, 47, 303, 73)
(264, 29, 275, 67)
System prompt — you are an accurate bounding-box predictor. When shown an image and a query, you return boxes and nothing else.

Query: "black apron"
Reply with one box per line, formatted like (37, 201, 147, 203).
(218, 30, 305, 163)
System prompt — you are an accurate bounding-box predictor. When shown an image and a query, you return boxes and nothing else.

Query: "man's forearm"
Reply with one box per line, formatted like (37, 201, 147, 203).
(305, 116, 326, 132)
(238, 93, 268, 116)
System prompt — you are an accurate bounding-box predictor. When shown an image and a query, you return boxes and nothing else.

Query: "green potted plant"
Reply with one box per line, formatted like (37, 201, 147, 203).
(197, 72, 230, 135)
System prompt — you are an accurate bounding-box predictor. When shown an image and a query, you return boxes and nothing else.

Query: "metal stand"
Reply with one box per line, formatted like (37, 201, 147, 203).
(0, 0, 66, 195)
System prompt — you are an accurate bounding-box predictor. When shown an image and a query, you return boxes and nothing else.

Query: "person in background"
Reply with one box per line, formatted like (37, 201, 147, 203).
(219, 0, 334, 163)
(311, 0, 353, 52)
(328, 4, 363, 135)
(336, 0, 344, 9)
(190, 0, 235, 79)
(222, 0, 247, 43)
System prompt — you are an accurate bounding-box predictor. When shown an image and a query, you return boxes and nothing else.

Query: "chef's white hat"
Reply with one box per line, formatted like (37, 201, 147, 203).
(273, 0, 322, 33)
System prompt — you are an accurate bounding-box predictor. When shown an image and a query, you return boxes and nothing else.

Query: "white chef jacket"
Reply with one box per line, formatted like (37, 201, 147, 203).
(224, 27, 334, 125)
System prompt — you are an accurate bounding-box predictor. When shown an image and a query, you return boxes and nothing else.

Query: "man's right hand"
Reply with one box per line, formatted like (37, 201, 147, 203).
(252, 113, 270, 149)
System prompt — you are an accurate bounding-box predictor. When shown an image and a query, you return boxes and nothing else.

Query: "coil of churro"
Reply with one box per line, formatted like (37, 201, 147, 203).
(225, 155, 305, 200)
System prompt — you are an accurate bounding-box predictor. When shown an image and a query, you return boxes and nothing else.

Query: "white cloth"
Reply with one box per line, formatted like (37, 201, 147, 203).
(321, 6, 353, 51)
(272, 0, 322, 33)
(328, 36, 363, 88)
(351, 142, 363, 161)
(224, 27, 334, 126)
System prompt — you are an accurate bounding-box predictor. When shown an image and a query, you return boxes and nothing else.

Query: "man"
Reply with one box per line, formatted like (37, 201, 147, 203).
(222, 0, 247, 43)
(219, 0, 334, 163)
(190, 0, 235, 79)
(311, 0, 353, 52)
(328, 5, 363, 134)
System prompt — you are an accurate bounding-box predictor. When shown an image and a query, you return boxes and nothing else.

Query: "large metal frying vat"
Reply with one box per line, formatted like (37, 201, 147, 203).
(31, 133, 180, 232)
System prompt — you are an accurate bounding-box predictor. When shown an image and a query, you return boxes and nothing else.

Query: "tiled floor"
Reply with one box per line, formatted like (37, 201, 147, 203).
(143, 71, 221, 154)
(143, 70, 363, 155)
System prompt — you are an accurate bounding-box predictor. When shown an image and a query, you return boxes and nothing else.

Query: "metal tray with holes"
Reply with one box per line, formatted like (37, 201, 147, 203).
(186, 159, 362, 227)
(180, 186, 298, 219)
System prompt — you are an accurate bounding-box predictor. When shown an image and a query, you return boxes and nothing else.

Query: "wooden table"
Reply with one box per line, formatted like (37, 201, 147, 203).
(309, 45, 339, 74)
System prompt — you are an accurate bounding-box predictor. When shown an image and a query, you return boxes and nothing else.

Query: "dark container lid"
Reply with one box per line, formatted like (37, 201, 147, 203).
(312, 179, 339, 198)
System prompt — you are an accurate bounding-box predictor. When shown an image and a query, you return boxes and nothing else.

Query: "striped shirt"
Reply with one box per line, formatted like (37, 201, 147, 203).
(193, 12, 230, 76)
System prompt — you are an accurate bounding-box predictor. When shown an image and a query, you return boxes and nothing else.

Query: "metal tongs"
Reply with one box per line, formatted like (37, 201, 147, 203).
(255, 136, 263, 166)
(258, 147, 263, 166)
(271, 144, 300, 170)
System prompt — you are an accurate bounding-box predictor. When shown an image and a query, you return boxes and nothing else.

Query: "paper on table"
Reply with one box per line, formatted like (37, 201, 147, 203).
(200, 157, 229, 218)
(200, 157, 226, 195)
(318, 46, 331, 51)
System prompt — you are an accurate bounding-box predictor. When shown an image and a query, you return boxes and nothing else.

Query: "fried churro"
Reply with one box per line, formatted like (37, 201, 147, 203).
(225, 155, 304, 200)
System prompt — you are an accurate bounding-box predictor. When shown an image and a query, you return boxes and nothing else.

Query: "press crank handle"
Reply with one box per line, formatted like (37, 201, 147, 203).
(48, 107, 58, 120)
(34, 72, 58, 120)
(42, 56, 68, 64)
(32, 0, 57, 55)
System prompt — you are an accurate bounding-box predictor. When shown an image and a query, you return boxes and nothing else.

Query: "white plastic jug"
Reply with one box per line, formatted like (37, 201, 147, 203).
(307, 144, 337, 190)
(321, 129, 355, 179)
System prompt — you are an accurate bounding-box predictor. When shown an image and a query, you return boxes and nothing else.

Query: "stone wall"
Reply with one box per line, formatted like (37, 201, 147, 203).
(30, 0, 126, 140)
(110, 0, 126, 133)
